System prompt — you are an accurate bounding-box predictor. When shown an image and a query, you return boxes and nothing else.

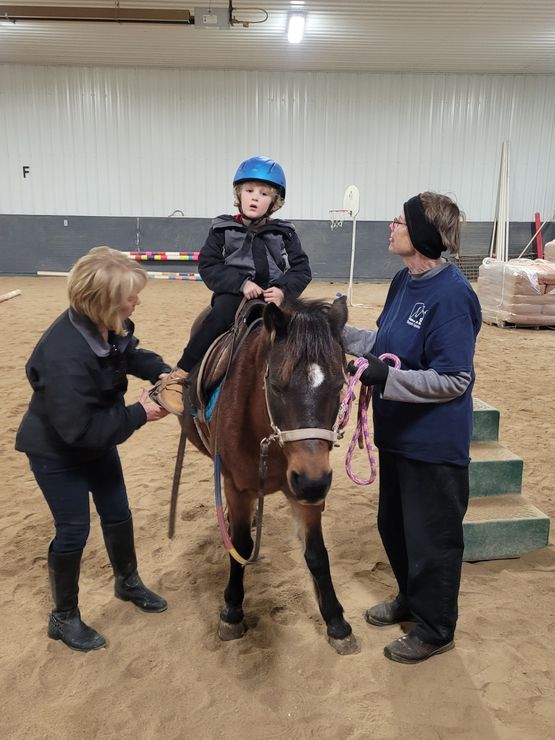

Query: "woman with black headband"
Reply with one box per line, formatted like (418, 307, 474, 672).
(344, 191, 481, 664)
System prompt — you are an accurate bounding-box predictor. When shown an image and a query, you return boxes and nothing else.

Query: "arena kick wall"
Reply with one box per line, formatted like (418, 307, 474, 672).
(1, 215, 552, 281)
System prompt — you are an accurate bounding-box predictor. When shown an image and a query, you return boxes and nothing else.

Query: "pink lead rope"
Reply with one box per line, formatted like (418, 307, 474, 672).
(337, 353, 401, 485)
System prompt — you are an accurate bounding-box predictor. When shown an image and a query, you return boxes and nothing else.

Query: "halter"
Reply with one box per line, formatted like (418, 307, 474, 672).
(262, 363, 339, 448)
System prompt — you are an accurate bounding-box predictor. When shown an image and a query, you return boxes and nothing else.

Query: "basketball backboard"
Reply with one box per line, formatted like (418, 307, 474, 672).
(344, 185, 360, 217)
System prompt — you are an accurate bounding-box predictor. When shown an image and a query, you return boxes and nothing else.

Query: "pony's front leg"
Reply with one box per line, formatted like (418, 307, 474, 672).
(297, 503, 359, 655)
(218, 482, 254, 642)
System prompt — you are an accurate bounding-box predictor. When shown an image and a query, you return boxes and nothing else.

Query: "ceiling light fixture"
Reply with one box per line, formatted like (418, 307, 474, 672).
(287, 12, 304, 44)
(0, 6, 194, 24)
(0, 3, 270, 28)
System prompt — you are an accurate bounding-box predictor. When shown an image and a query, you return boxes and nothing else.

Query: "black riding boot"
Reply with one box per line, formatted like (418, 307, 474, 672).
(47, 545, 106, 652)
(101, 515, 167, 613)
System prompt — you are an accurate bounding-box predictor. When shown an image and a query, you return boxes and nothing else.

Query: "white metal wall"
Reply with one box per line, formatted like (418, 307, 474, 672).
(1, 64, 554, 221)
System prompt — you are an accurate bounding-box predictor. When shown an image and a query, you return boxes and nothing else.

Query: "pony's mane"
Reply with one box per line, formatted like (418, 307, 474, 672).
(276, 298, 342, 382)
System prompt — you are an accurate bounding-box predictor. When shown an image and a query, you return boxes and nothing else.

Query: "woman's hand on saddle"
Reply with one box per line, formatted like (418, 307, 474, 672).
(139, 388, 169, 422)
(242, 280, 264, 300)
(263, 287, 285, 306)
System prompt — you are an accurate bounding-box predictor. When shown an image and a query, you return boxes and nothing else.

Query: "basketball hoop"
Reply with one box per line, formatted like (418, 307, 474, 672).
(329, 209, 350, 230)
(329, 185, 366, 308)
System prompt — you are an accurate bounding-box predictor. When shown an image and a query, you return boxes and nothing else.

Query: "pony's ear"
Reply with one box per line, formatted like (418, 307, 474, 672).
(264, 303, 289, 340)
(328, 294, 348, 336)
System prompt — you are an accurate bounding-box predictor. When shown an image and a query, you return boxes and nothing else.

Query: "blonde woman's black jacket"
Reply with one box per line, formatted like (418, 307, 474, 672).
(16, 309, 171, 463)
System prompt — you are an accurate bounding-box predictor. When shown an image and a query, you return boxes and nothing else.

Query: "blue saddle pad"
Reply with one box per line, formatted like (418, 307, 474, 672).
(190, 383, 222, 423)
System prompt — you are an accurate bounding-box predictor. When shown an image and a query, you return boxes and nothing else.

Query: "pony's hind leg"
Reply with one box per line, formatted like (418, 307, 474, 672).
(218, 484, 254, 642)
(293, 501, 360, 655)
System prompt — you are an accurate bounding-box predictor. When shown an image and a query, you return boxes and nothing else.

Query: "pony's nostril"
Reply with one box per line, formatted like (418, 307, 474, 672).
(291, 470, 332, 503)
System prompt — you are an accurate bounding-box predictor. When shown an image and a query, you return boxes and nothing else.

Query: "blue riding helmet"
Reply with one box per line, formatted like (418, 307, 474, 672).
(233, 156, 286, 199)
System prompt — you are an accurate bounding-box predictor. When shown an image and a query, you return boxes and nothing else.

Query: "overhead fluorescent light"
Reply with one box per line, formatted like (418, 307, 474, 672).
(287, 13, 305, 44)
(0, 7, 193, 24)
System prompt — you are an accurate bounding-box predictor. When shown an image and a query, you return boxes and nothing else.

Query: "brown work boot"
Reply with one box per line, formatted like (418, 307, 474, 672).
(364, 597, 413, 627)
(149, 367, 188, 416)
(384, 633, 454, 664)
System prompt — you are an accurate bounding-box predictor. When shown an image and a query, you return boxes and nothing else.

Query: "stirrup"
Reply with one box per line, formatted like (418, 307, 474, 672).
(149, 368, 188, 416)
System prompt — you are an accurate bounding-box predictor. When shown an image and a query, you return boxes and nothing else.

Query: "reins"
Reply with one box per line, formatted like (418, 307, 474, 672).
(338, 353, 401, 485)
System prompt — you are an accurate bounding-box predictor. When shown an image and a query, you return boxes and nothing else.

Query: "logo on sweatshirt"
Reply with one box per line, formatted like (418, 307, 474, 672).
(407, 302, 428, 328)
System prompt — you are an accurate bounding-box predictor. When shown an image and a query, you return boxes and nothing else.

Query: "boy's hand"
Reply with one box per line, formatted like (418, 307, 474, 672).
(263, 287, 285, 306)
(242, 280, 264, 299)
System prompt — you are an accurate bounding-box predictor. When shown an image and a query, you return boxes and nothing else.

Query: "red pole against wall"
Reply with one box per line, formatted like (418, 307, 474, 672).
(535, 212, 543, 259)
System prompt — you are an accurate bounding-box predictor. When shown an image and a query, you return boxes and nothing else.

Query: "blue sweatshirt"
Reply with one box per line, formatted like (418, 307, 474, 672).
(372, 264, 481, 466)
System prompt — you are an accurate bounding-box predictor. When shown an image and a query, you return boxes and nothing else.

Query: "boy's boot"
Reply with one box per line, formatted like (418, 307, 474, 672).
(47, 545, 106, 651)
(101, 515, 167, 613)
(149, 367, 188, 416)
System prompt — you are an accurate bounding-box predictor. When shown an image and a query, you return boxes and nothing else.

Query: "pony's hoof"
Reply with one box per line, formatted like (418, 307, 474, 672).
(218, 619, 247, 641)
(328, 632, 360, 655)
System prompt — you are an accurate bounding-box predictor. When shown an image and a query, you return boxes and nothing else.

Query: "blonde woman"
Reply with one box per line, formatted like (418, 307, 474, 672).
(16, 247, 170, 652)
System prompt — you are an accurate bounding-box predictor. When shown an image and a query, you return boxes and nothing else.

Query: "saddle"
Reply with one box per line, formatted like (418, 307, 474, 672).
(190, 299, 266, 444)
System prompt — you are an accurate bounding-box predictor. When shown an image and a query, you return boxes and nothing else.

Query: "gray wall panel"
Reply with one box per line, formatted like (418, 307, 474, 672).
(138, 218, 212, 254)
(0, 215, 137, 274)
(1, 215, 553, 278)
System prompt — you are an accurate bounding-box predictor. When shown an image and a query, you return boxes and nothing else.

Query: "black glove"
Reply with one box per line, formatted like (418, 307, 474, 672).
(347, 354, 390, 387)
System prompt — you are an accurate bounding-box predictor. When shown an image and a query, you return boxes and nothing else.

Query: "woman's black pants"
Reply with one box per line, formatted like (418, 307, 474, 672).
(377, 449, 469, 645)
(28, 447, 130, 553)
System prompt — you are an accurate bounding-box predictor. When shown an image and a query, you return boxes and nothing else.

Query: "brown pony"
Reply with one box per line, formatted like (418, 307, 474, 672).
(181, 295, 358, 655)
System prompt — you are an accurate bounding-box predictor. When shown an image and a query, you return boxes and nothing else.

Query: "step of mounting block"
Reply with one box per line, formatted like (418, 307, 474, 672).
(469, 441, 523, 497)
(463, 494, 550, 561)
(472, 399, 500, 442)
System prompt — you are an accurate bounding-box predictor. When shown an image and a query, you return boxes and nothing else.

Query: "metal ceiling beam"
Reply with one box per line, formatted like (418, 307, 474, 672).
(0, 6, 194, 24)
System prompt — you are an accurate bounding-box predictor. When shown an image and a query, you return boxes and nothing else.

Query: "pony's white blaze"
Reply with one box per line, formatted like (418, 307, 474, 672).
(308, 363, 325, 388)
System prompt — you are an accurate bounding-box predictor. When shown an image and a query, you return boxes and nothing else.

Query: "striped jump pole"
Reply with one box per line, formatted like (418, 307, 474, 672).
(123, 250, 203, 281)
(38, 268, 203, 282)
(145, 272, 202, 281)
(123, 251, 200, 262)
